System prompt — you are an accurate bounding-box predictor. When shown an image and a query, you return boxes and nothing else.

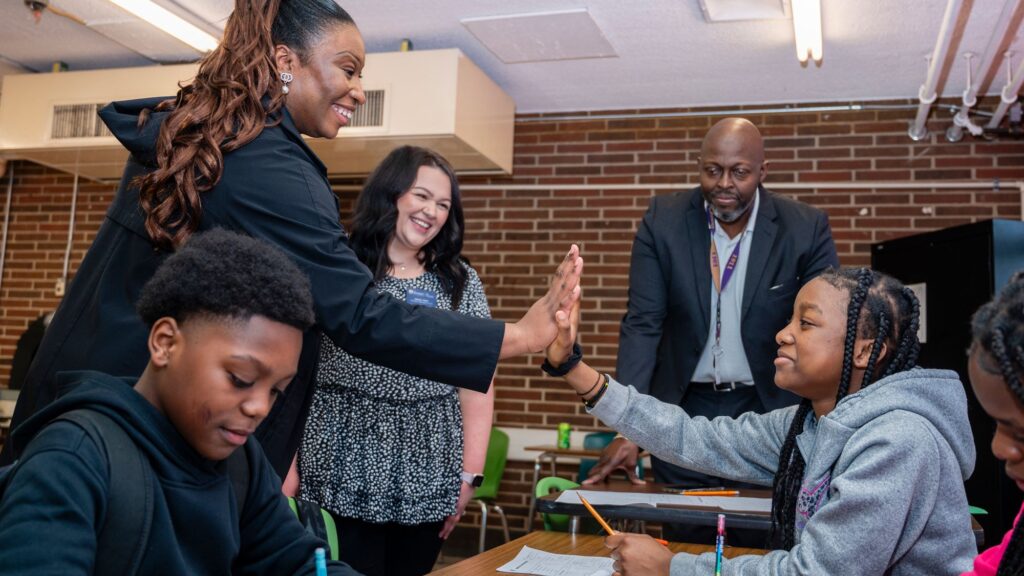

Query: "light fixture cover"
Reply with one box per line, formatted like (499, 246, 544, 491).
(697, 0, 790, 22)
(791, 0, 823, 63)
(462, 9, 617, 64)
(107, 0, 219, 53)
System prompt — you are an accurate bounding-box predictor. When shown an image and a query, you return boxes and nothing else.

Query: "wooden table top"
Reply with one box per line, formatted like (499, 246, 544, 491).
(524, 445, 650, 459)
(523, 445, 605, 458)
(536, 480, 773, 530)
(429, 531, 765, 575)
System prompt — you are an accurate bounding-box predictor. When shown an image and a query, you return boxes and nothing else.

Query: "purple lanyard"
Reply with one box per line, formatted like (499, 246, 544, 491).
(707, 207, 744, 363)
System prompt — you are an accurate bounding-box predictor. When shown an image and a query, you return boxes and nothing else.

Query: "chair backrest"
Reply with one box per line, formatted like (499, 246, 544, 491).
(582, 431, 617, 450)
(474, 427, 509, 501)
(535, 476, 580, 531)
(579, 431, 617, 481)
(288, 497, 339, 561)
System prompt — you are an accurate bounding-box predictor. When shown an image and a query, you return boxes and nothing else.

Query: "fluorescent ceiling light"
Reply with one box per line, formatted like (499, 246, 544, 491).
(106, 0, 219, 53)
(791, 0, 823, 63)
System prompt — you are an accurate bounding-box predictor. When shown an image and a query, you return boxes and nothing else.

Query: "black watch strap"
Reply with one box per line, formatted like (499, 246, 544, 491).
(541, 342, 583, 377)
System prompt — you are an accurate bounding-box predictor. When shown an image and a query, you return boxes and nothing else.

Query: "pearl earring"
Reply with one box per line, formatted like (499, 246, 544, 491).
(280, 71, 293, 95)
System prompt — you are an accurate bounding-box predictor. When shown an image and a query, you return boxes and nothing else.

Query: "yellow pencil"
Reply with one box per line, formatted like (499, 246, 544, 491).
(663, 489, 740, 497)
(577, 493, 668, 546)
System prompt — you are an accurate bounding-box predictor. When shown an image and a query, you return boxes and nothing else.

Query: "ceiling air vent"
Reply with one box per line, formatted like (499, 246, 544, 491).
(51, 103, 112, 139)
(350, 89, 385, 128)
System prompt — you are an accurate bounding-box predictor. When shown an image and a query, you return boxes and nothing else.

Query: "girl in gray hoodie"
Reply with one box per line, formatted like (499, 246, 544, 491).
(545, 267, 976, 575)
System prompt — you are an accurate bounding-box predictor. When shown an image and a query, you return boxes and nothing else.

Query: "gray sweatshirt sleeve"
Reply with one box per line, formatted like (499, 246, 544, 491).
(666, 414, 960, 575)
(589, 377, 795, 485)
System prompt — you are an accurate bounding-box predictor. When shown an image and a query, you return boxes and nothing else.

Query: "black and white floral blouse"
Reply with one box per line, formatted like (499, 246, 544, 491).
(298, 264, 491, 524)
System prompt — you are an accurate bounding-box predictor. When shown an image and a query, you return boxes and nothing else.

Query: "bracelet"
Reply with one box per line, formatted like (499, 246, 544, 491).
(582, 373, 609, 409)
(541, 342, 583, 377)
(576, 371, 604, 396)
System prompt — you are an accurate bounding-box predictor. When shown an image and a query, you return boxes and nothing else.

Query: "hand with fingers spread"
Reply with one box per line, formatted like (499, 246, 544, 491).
(582, 437, 645, 485)
(504, 245, 583, 358)
(606, 533, 674, 576)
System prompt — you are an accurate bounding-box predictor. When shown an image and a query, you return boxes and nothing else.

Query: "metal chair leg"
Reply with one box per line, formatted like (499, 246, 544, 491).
(491, 503, 511, 544)
(477, 499, 489, 554)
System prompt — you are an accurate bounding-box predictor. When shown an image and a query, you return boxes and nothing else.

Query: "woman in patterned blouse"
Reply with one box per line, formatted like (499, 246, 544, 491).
(297, 146, 494, 576)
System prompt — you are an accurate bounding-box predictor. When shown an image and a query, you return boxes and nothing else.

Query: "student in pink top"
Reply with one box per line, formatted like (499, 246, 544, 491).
(965, 270, 1024, 576)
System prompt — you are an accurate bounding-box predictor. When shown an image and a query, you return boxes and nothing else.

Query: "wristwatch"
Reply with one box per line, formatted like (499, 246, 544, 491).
(461, 471, 485, 487)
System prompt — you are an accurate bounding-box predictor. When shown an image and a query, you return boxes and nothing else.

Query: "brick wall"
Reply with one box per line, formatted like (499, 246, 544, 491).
(1, 98, 1022, 541)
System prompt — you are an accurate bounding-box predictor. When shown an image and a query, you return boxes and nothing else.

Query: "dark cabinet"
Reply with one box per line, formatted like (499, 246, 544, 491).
(872, 219, 1024, 543)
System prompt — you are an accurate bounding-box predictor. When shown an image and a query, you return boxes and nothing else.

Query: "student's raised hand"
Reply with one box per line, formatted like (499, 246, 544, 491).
(545, 295, 580, 366)
(606, 533, 673, 576)
(503, 245, 583, 357)
(583, 437, 645, 485)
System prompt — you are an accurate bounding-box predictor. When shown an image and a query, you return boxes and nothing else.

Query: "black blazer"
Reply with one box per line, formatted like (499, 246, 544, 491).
(616, 187, 839, 411)
(3, 98, 504, 474)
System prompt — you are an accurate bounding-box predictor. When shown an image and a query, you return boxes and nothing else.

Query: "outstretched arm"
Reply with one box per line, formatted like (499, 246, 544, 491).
(545, 300, 789, 487)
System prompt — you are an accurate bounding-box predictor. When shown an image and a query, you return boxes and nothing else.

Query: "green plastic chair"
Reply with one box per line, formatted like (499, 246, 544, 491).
(535, 476, 580, 531)
(472, 427, 511, 553)
(578, 431, 617, 481)
(287, 497, 339, 561)
(578, 431, 644, 482)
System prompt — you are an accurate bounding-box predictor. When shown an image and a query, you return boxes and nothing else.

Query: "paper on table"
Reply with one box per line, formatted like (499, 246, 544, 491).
(496, 546, 614, 576)
(555, 490, 771, 514)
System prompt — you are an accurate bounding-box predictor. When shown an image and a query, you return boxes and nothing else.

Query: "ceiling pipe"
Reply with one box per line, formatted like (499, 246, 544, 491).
(987, 52, 1024, 129)
(947, 0, 1024, 142)
(909, 0, 965, 141)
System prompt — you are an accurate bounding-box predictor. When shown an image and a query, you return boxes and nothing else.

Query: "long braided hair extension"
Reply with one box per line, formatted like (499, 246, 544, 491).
(134, 0, 355, 251)
(972, 270, 1024, 576)
(767, 267, 921, 549)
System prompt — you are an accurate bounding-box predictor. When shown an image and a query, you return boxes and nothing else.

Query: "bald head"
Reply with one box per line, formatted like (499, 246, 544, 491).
(698, 118, 767, 228)
(700, 118, 765, 165)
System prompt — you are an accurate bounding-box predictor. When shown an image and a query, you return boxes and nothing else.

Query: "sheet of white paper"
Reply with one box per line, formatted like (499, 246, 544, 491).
(555, 489, 771, 514)
(495, 546, 614, 576)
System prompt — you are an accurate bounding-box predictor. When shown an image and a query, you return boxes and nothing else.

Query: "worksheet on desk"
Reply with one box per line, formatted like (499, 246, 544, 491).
(496, 546, 613, 576)
(555, 489, 772, 514)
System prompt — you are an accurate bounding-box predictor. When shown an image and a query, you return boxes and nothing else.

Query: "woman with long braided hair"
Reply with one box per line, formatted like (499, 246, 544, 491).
(1, 0, 583, 477)
(545, 267, 976, 575)
(965, 270, 1024, 576)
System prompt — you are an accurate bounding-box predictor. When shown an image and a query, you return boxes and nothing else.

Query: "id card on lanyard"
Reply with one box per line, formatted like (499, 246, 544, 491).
(707, 207, 744, 386)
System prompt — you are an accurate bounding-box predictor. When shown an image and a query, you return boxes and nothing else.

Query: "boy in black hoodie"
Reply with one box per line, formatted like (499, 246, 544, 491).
(0, 230, 360, 575)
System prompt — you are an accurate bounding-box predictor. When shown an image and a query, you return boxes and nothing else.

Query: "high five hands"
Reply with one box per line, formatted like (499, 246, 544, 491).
(504, 245, 584, 358)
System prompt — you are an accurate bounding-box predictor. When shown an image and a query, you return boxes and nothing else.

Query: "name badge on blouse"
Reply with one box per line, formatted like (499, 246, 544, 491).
(406, 287, 438, 308)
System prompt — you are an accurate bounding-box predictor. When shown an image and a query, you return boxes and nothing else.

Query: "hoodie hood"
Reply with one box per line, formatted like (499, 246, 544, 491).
(805, 367, 975, 480)
(98, 97, 171, 168)
(11, 371, 223, 482)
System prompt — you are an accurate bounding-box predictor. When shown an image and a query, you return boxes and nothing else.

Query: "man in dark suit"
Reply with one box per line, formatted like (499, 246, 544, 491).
(584, 117, 838, 542)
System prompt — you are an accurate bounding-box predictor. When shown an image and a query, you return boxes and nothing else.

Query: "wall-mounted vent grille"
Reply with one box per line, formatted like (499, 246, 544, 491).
(51, 103, 112, 139)
(350, 90, 385, 127)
